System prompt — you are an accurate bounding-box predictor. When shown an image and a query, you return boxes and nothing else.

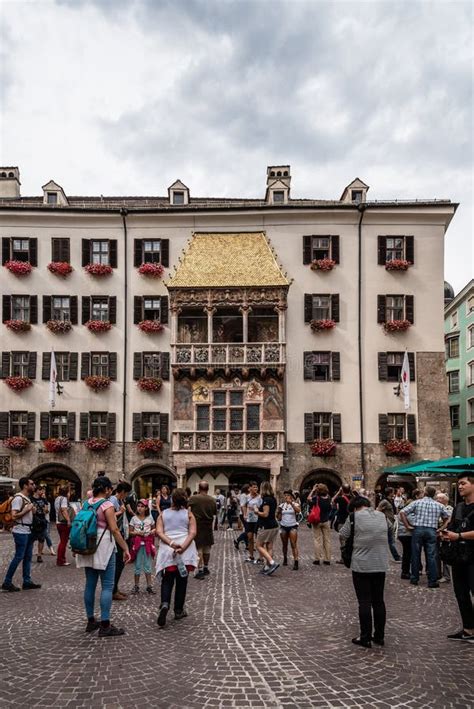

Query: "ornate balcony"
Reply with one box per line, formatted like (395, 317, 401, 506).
(173, 430, 285, 452)
(172, 342, 285, 368)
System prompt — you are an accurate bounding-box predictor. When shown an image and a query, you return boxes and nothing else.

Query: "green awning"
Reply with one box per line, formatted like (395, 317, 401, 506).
(383, 456, 474, 476)
(420, 457, 474, 470)
(383, 459, 433, 474)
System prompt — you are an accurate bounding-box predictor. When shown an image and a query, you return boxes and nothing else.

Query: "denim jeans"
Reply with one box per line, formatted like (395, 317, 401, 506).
(4, 532, 34, 586)
(83, 552, 116, 621)
(410, 526, 438, 585)
(388, 528, 401, 561)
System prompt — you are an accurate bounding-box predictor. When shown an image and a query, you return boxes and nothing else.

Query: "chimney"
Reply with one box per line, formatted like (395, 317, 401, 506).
(0, 167, 21, 199)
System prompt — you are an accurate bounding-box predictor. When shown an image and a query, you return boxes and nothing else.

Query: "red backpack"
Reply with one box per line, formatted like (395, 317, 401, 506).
(307, 498, 321, 525)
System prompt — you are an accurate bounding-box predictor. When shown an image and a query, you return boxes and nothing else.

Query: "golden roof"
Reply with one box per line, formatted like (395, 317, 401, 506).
(166, 232, 290, 288)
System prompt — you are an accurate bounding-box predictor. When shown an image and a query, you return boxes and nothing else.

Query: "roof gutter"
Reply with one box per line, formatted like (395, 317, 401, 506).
(120, 208, 128, 479)
(357, 203, 367, 487)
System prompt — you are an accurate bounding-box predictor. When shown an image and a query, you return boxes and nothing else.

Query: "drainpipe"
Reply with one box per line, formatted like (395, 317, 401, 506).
(120, 208, 128, 479)
(357, 203, 367, 487)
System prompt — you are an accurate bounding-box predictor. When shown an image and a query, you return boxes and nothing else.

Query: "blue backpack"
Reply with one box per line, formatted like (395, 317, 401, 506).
(70, 499, 108, 555)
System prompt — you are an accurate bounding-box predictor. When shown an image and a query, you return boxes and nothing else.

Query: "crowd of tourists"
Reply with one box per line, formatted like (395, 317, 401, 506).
(0, 472, 472, 646)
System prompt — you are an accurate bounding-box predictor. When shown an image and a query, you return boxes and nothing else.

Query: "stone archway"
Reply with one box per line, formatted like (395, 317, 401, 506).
(299, 468, 342, 500)
(375, 473, 416, 499)
(30, 463, 82, 518)
(186, 466, 270, 494)
(131, 463, 177, 498)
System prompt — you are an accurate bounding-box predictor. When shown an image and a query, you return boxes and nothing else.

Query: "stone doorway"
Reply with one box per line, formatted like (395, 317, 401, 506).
(132, 464, 177, 498)
(186, 466, 270, 494)
(299, 468, 342, 501)
(30, 464, 82, 520)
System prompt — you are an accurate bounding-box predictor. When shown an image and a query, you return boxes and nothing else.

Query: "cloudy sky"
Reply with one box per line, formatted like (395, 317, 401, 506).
(1, 0, 472, 292)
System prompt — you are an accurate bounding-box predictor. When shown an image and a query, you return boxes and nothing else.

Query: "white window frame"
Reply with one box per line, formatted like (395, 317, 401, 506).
(448, 370, 460, 393)
(467, 398, 474, 424)
(468, 361, 474, 387)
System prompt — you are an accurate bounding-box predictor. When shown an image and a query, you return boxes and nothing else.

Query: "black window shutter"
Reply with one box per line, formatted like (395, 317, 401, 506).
(79, 413, 89, 440)
(161, 239, 169, 268)
(303, 235, 312, 264)
(408, 352, 415, 381)
(52, 238, 70, 262)
(43, 296, 52, 323)
(134, 239, 143, 268)
(42, 352, 51, 380)
(160, 296, 169, 324)
(0, 412, 10, 438)
(69, 352, 78, 380)
(82, 239, 90, 267)
(108, 297, 117, 324)
(26, 412, 36, 441)
(29, 238, 38, 267)
(303, 352, 314, 381)
(331, 235, 340, 264)
(331, 352, 341, 381)
(159, 413, 169, 442)
(108, 352, 118, 380)
(40, 412, 50, 440)
(304, 413, 314, 443)
(51, 239, 59, 262)
(332, 413, 342, 442)
(81, 352, 91, 379)
(304, 294, 313, 323)
(405, 236, 414, 264)
(67, 412, 76, 440)
(378, 235, 387, 265)
(70, 296, 78, 325)
(132, 413, 142, 441)
(405, 295, 414, 324)
(331, 294, 340, 323)
(134, 296, 142, 324)
(3, 295, 11, 321)
(377, 295, 386, 324)
(28, 352, 37, 379)
(161, 352, 170, 380)
(133, 352, 142, 380)
(107, 413, 116, 441)
(1, 352, 10, 378)
(82, 297, 91, 324)
(378, 414, 389, 443)
(109, 240, 118, 268)
(2, 238, 10, 265)
(407, 414, 417, 444)
(378, 352, 388, 381)
(30, 296, 38, 324)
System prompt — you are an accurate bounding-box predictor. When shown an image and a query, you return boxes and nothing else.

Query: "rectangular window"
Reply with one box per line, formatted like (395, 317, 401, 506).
(386, 295, 405, 322)
(446, 337, 460, 359)
(351, 190, 363, 203)
(51, 412, 68, 438)
(313, 413, 332, 440)
(142, 413, 161, 439)
(51, 238, 70, 263)
(143, 298, 161, 321)
(468, 295, 474, 314)
(91, 240, 109, 265)
(143, 353, 161, 378)
(90, 412, 107, 438)
(451, 311, 458, 328)
(11, 352, 29, 377)
(272, 190, 285, 203)
(213, 408, 226, 431)
(47, 192, 58, 205)
(172, 191, 185, 205)
(247, 404, 260, 431)
(91, 297, 109, 322)
(450, 405, 460, 429)
(469, 362, 474, 386)
(52, 296, 71, 322)
(386, 237, 405, 261)
(387, 413, 406, 440)
(468, 399, 474, 424)
(213, 391, 226, 406)
(12, 296, 30, 321)
(142, 240, 162, 264)
(312, 352, 331, 381)
(196, 405, 210, 431)
(453, 440, 460, 456)
(311, 237, 330, 261)
(91, 353, 109, 377)
(448, 371, 460, 393)
(11, 239, 31, 262)
(387, 352, 404, 382)
(10, 411, 28, 437)
(56, 353, 70, 381)
(230, 408, 244, 431)
(312, 295, 331, 321)
(469, 326, 474, 349)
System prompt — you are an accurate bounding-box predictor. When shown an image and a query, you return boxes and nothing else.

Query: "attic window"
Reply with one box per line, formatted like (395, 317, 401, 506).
(272, 191, 285, 203)
(47, 192, 58, 205)
(351, 190, 363, 203)
(172, 191, 185, 205)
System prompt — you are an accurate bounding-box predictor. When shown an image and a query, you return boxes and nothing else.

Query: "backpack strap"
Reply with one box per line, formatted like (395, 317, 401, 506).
(13, 494, 31, 527)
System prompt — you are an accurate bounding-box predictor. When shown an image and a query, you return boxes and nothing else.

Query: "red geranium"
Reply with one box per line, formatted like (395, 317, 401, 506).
(46, 319, 72, 334)
(4, 260, 33, 276)
(85, 320, 112, 332)
(138, 263, 164, 278)
(84, 437, 110, 451)
(84, 375, 111, 391)
(310, 259, 336, 272)
(138, 320, 164, 334)
(310, 438, 336, 457)
(5, 376, 33, 391)
(383, 319, 411, 333)
(3, 436, 29, 451)
(137, 377, 163, 392)
(385, 259, 411, 272)
(48, 262, 73, 277)
(43, 437, 71, 453)
(137, 438, 163, 454)
(310, 319, 336, 332)
(85, 263, 113, 276)
(385, 439, 413, 457)
(4, 320, 31, 332)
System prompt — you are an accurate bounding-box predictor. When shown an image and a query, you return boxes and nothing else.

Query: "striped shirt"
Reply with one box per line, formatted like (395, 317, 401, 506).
(401, 498, 449, 528)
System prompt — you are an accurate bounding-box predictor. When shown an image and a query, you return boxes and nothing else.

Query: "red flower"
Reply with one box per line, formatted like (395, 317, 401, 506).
(310, 319, 336, 332)
(383, 319, 411, 333)
(84, 375, 111, 391)
(85, 320, 112, 332)
(4, 260, 33, 276)
(385, 259, 411, 272)
(137, 377, 163, 392)
(84, 437, 110, 451)
(137, 438, 163, 454)
(310, 439, 336, 457)
(48, 262, 73, 277)
(138, 320, 164, 334)
(3, 436, 29, 451)
(4, 320, 31, 332)
(43, 437, 71, 453)
(384, 439, 413, 457)
(46, 319, 72, 334)
(5, 376, 33, 391)
(138, 262, 164, 278)
(310, 259, 336, 272)
(85, 263, 113, 276)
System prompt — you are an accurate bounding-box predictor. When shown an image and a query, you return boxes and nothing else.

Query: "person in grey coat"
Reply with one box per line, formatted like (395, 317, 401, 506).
(340, 496, 391, 648)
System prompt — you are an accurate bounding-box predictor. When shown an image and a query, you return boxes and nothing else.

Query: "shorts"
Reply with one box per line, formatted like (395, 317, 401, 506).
(197, 545, 212, 556)
(246, 522, 258, 535)
(257, 527, 279, 544)
(280, 525, 298, 533)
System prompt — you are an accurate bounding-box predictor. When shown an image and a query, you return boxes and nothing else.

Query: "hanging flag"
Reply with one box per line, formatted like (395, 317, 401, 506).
(49, 349, 57, 409)
(400, 350, 410, 410)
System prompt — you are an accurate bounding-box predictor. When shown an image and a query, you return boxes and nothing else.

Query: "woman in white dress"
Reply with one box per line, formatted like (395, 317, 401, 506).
(155, 488, 198, 627)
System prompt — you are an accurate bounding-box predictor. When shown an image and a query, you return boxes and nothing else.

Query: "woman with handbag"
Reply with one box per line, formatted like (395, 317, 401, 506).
(308, 483, 332, 565)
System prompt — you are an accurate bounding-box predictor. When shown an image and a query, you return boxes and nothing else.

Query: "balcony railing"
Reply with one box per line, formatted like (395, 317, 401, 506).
(171, 342, 285, 367)
(173, 430, 285, 452)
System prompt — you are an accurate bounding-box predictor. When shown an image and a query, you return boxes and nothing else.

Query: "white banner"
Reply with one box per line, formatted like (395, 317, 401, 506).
(401, 350, 410, 410)
(49, 349, 57, 409)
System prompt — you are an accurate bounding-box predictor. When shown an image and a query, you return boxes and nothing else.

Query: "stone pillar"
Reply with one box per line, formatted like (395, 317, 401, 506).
(205, 307, 215, 344)
(240, 305, 250, 344)
(170, 305, 181, 345)
(276, 302, 287, 345)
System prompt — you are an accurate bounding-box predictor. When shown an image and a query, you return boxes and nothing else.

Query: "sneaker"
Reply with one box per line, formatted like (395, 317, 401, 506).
(233, 540, 240, 551)
(244, 557, 255, 563)
(392, 559, 402, 563)
(202, 567, 210, 576)
(57, 562, 71, 567)
(428, 583, 440, 589)
(131, 585, 140, 594)
(313, 560, 320, 565)
(146, 586, 156, 595)
(259, 566, 270, 574)
(438, 578, 450, 584)
(157, 605, 168, 627)
(112, 591, 128, 601)
(194, 570, 205, 580)
(85, 620, 100, 633)
(323, 561, 331, 566)
(264, 561, 280, 576)
(2, 582, 20, 592)
(447, 629, 472, 641)
(174, 610, 188, 620)
(98, 624, 125, 637)
(22, 582, 41, 590)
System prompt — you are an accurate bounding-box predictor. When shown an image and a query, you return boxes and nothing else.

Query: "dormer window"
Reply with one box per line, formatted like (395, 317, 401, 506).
(273, 191, 285, 203)
(340, 178, 369, 204)
(351, 190, 363, 203)
(168, 180, 189, 206)
(46, 192, 58, 205)
(42, 180, 68, 206)
(172, 191, 185, 205)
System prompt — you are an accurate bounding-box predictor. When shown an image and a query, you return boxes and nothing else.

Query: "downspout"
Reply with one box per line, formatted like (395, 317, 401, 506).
(357, 203, 367, 487)
(120, 208, 128, 479)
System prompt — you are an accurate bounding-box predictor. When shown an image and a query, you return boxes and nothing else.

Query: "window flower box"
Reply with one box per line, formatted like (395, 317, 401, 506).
(84, 263, 113, 276)
(138, 262, 164, 278)
(84, 437, 110, 451)
(4, 319, 31, 333)
(310, 319, 336, 332)
(137, 438, 163, 454)
(383, 319, 411, 333)
(43, 437, 71, 453)
(137, 377, 163, 392)
(385, 259, 411, 272)
(48, 261, 73, 277)
(310, 438, 336, 457)
(3, 436, 29, 451)
(138, 320, 164, 334)
(84, 375, 111, 392)
(5, 376, 33, 392)
(85, 320, 112, 333)
(384, 439, 413, 458)
(46, 319, 72, 334)
(4, 260, 33, 276)
(310, 258, 336, 272)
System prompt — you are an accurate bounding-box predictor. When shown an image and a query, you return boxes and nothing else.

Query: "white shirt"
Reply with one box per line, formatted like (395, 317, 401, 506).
(11, 494, 33, 534)
(279, 502, 298, 527)
(246, 494, 262, 523)
(54, 495, 68, 522)
(130, 515, 154, 545)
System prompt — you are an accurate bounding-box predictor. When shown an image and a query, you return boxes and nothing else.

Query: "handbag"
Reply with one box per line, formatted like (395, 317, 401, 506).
(341, 513, 355, 568)
(307, 499, 321, 526)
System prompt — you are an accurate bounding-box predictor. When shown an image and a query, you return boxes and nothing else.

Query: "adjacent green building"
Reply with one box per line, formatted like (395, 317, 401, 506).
(444, 279, 474, 456)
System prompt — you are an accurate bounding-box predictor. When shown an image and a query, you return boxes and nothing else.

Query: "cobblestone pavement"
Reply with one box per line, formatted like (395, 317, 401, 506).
(0, 527, 472, 709)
